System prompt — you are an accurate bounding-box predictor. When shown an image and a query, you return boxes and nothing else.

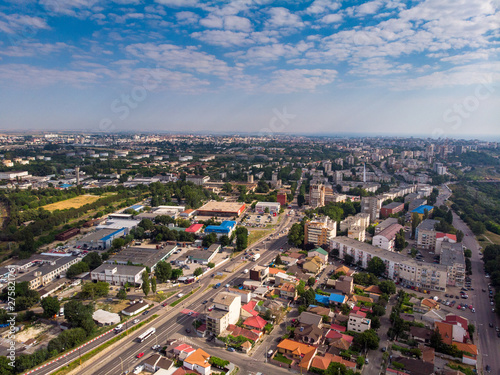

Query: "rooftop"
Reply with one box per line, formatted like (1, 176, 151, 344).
(376, 223, 403, 239)
(197, 201, 245, 212)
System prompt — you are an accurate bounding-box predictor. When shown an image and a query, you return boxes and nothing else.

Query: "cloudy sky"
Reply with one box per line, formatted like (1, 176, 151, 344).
(0, 0, 499, 139)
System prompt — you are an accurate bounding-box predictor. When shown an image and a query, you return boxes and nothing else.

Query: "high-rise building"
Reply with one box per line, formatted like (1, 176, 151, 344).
(309, 183, 325, 208)
(361, 196, 383, 222)
(304, 216, 337, 247)
(75, 166, 80, 185)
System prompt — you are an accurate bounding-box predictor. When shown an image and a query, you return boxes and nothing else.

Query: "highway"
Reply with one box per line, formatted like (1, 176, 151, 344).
(28, 211, 297, 375)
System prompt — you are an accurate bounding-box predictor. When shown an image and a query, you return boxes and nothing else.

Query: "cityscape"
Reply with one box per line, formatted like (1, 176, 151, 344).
(0, 1, 499, 375)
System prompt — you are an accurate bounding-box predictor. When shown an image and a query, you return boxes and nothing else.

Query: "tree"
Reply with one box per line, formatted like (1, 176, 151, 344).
(307, 277, 316, 287)
(142, 271, 150, 296)
(379, 280, 396, 295)
(287, 222, 304, 247)
(41, 296, 60, 318)
(353, 329, 380, 350)
(411, 212, 421, 239)
(468, 324, 475, 339)
(64, 300, 94, 331)
(207, 262, 215, 268)
(194, 267, 203, 277)
(300, 288, 316, 306)
(155, 261, 172, 283)
(82, 252, 102, 270)
(344, 254, 354, 265)
(202, 233, 218, 248)
(275, 254, 284, 266)
(235, 226, 248, 251)
(222, 182, 232, 194)
(297, 194, 305, 207)
(456, 230, 464, 242)
(66, 261, 90, 279)
(220, 235, 231, 247)
(117, 289, 127, 300)
(81, 282, 109, 300)
(370, 315, 381, 330)
(171, 268, 183, 280)
(367, 256, 386, 276)
(395, 229, 407, 251)
(111, 237, 125, 250)
(371, 304, 385, 317)
(151, 276, 157, 294)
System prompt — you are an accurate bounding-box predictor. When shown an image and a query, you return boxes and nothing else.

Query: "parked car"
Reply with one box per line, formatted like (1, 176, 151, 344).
(227, 347, 235, 352)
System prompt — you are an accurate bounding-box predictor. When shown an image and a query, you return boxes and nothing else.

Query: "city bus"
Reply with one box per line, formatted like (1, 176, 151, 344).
(137, 327, 156, 342)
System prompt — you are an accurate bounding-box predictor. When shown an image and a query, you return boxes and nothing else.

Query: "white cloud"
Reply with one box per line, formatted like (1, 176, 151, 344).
(0, 13, 50, 34)
(40, 0, 99, 17)
(191, 30, 277, 47)
(155, 0, 202, 7)
(263, 68, 337, 93)
(0, 64, 100, 87)
(265, 7, 305, 29)
(175, 11, 200, 24)
(223, 15, 252, 31)
(229, 41, 312, 65)
(355, 0, 383, 16)
(304, 0, 341, 15)
(0, 42, 70, 57)
(200, 14, 223, 28)
(319, 13, 342, 24)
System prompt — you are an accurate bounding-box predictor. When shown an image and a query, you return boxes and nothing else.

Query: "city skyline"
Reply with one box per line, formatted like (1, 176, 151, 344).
(0, 0, 498, 137)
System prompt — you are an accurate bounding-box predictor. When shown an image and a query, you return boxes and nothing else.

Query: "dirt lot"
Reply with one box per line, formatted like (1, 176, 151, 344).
(42, 195, 101, 212)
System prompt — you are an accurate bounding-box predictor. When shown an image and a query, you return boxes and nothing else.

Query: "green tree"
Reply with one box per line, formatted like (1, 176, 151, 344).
(307, 277, 316, 287)
(411, 212, 421, 239)
(287, 222, 304, 247)
(142, 271, 150, 297)
(202, 233, 218, 247)
(222, 182, 232, 194)
(456, 230, 464, 242)
(367, 256, 386, 276)
(235, 226, 248, 251)
(117, 289, 127, 300)
(81, 282, 109, 299)
(41, 296, 60, 318)
(395, 229, 407, 251)
(151, 276, 157, 294)
(82, 252, 102, 270)
(297, 194, 305, 207)
(275, 254, 283, 266)
(353, 329, 380, 350)
(194, 267, 203, 277)
(379, 280, 396, 295)
(207, 262, 215, 268)
(155, 261, 172, 283)
(220, 235, 231, 247)
(111, 237, 125, 250)
(66, 261, 90, 279)
(371, 304, 386, 317)
(171, 268, 183, 280)
(64, 300, 94, 331)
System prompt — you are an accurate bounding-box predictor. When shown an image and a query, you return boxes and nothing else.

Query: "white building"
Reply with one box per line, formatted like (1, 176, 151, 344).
(372, 224, 403, 251)
(255, 202, 281, 214)
(90, 264, 145, 286)
(206, 292, 241, 335)
(0, 171, 29, 180)
(348, 312, 371, 333)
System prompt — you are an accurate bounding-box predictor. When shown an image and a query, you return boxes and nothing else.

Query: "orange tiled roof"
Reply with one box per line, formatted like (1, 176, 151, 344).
(453, 342, 477, 356)
(435, 322, 453, 346)
(277, 339, 317, 368)
(184, 348, 211, 368)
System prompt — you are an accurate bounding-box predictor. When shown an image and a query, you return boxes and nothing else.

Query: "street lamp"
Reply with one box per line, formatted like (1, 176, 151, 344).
(119, 356, 124, 374)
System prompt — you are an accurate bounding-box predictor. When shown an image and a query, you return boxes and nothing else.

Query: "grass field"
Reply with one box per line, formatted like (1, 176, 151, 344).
(248, 229, 273, 246)
(42, 195, 100, 211)
(479, 230, 500, 246)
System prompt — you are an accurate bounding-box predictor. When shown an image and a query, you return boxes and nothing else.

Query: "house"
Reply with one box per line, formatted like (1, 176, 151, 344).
(276, 339, 317, 370)
(173, 343, 196, 360)
(392, 357, 434, 375)
(435, 321, 453, 345)
(409, 326, 433, 344)
(226, 324, 262, 342)
(243, 315, 267, 331)
(334, 265, 353, 276)
(373, 223, 403, 251)
(227, 288, 253, 303)
(347, 311, 371, 333)
(298, 311, 323, 327)
(421, 310, 445, 326)
(419, 344, 435, 364)
(143, 354, 173, 373)
(350, 295, 373, 305)
(335, 275, 353, 295)
(308, 247, 329, 263)
(364, 285, 383, 295)
(302, 256, 324, 274)
(279, 282, 297, 299)
(240, 340, 252, 354)
(121, 301, 149, 316)
(183, 348, 211, 375)
(241, 300, 259, 318)
(307, 306, 334, 321)
(452, 342, 477, 365)
(311, 353, 356, 372)
(294, 324, 324, 345)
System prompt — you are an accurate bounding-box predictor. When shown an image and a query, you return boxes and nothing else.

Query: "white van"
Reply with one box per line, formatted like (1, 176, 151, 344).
(177, 293, 184, 298)
(243, 269, 249, 274)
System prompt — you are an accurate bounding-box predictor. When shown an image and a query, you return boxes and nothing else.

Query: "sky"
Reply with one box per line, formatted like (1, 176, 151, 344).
(0, 0, 499, 139)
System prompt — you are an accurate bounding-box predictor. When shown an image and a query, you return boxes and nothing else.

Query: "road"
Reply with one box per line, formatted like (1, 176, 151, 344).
(452, 211, 500, 375)
(29, 211, 297, 375)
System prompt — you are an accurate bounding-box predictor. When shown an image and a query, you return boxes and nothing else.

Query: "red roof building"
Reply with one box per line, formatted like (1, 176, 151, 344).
(186, 224, 204, 233)
(243, 316, 268, 330)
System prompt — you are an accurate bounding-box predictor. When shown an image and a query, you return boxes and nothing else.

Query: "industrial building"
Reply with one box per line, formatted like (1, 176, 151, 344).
(76, 228, 125, 250)
(91, 264, 146, 286)
(196, 201, 246, 217)
(204, 221, 236, 237)
(255, 202, 280, 214)
(106, 245, 177, 270)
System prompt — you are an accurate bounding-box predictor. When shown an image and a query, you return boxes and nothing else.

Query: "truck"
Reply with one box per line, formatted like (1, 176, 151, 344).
(252, 254, 261, 261)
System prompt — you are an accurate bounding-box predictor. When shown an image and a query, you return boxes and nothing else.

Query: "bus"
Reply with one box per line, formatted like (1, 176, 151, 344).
(137, 327, 156, 342)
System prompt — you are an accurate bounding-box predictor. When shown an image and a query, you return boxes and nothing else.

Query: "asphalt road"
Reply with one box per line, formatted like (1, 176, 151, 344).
(33, 213, 297, 375)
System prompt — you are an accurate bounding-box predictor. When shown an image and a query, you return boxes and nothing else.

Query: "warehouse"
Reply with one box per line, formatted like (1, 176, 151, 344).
(76, 228, 125, 250)
(196, 201, 246, 217)
(255, 202, 280, 214)
(204, 221, 236, 237)
(106, 245, 177, 270)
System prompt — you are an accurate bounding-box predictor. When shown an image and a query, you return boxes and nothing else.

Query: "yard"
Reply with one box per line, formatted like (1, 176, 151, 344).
(273, 352, 292, 365)
(42, 195, 101, 211)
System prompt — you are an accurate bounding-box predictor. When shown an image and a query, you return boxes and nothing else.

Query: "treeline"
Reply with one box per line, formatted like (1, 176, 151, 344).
(451, 182, 500, 235)
(148, 181, 218, 208)
(482, 244, 500, 316)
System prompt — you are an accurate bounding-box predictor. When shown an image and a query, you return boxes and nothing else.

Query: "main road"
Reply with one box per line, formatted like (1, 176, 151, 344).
(28, 211, 298, 375)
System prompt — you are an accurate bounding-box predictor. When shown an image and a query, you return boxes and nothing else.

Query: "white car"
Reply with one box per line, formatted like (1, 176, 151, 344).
(133, 319, 139, 324)
(133, 365, 144, 374)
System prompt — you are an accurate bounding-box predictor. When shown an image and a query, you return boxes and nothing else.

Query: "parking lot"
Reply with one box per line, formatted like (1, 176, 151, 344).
(240, 213, 279, 228)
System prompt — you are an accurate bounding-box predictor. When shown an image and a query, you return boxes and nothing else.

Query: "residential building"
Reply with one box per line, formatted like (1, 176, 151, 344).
(302, 256, 324, 274)
(243, 315, 267, 331)
(279, 282, 297, 299)
(340, 213, 370, 232)
(294, 324, 324, 345)
(348, 311, 371, 333)
(330, 237, 448, 291)
(308, 247, 328, 262)
(304, 216, 337, 247)
(440, 244, 465, 287)
(276, 339, 317, 370)
(372, 224, 403, 251)
(374, 218, 398, 234)
(186, 175, 210, 185)
(277, 191, 288, 207)
(90, 264, 146, 286)
(435, 233, 457, 254)
(255, 202, 280, 214)
(416, 219, 440, 250)
(347, 225, 365, 242)
(206, 292, 241, 335)
(184, 348, 211, 375)
(309, 183, 326, 208)
(361, 196, 383, 222)
(380, 202, 405, 218)
(249, 265, 269, 282)
(144, 355, 173, 373)
(335, 275, 353, 295)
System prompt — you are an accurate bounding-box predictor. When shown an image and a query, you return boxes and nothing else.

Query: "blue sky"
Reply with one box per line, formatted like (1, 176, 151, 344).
(0, 0, 499, 139)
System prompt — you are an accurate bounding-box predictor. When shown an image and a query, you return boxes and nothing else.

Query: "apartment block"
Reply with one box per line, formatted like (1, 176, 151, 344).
(440, 243, 466, 287)
(416, 219, 440, 250)
(206, 292, 241, 335)
(373, 224, 403, 251)
(361, 196, 384, 222)
(348, 311, 371, 333)
(380, 202, 405, 218)
(309, 183, 326, 208)
(340, 213, 370, 232)
(330, 237, 448, 291)
(304, 216, 337, 247)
